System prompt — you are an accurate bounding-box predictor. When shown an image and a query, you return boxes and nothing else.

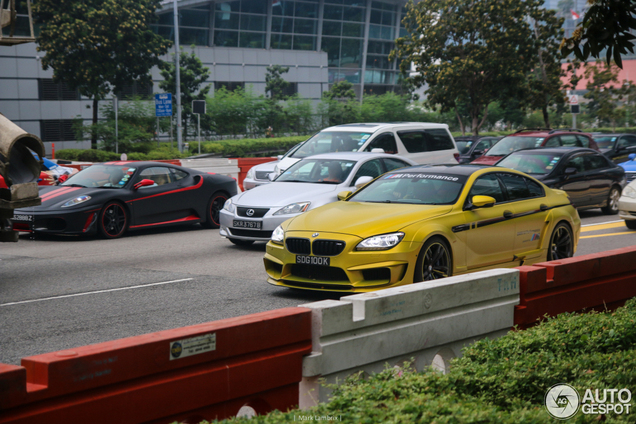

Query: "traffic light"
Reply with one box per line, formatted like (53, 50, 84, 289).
(0, 113, 45, 242)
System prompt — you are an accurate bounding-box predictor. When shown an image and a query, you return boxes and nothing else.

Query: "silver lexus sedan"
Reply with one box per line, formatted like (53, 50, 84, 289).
(219, 152, 416, 245)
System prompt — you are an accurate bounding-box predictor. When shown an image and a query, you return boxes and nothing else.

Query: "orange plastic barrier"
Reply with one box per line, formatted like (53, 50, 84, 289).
(0, 307, 311, 424)
(234, 157, 277, 191)
(515, 246, 636, 329)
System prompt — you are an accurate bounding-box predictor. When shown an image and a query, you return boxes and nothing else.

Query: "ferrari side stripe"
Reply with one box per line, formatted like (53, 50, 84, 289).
(129, 215, 200, 229)
(40, 187, 82, 203)
(126, 177, 204, 203)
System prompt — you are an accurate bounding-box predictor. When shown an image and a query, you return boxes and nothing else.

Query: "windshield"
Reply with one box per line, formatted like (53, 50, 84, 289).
(349, 172, 467, 204)
(456, 140, 474, 154)
(290, 131, 372, 159)
(486, 136, 544, 156)
(592, 136, 616, 149)
(276, 159, 355, 184)
(61, 164, 136, 188)
(497, 152, 564, 175)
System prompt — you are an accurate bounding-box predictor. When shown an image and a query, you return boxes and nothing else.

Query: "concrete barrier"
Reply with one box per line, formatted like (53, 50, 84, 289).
(298, 269, 519, 408)
(0, 308, 311, 424)
(515, 245, 636, 329)
(234, 157, 277, 191)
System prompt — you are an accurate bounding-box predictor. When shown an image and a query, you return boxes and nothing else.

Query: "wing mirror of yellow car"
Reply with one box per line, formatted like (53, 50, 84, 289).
(338, 191, 353, 200)
(467, 195, 496, 210)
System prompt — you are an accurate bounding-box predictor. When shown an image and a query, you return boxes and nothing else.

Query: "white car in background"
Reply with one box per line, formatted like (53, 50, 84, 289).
(243, 122, 459, 190)
(618, 178, 636, 229)
(220, 152, 417, 245)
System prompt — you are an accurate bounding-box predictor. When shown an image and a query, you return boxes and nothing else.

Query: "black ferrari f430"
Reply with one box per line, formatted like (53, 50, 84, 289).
(11, 161, 238, 239)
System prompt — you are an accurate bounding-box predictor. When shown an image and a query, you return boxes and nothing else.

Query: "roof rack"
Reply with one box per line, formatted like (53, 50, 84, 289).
(548, 128, 583, 134)
(512, 128, 552, 134)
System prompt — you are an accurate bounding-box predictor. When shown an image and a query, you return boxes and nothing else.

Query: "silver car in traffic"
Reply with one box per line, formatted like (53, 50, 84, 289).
(219, 152, 416, 245)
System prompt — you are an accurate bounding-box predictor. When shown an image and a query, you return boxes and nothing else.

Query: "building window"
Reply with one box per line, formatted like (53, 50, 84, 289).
(40, 120, 76, 142)
(38, 79, 80, 101)
(213, 0, 267, 48)
(153, 4, 211, 46)
(271, 0, 319, 50)
(282, 82, 298, 97)
(116, 81, 153, 100)
(215, 81, 245, 91)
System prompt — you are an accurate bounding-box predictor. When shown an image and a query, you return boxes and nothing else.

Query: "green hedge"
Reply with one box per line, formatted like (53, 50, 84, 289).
(198, 298, 636, 424)
(56, 136, 308, 162)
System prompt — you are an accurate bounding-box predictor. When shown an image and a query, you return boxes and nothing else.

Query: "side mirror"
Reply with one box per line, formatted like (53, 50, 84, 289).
(629, 153, 636, 161)
(469, 195, 496, 209)
(564, 167, 577, 175)
(370, 148, 385, 153)
(268, 172, 277, 181)
(133, 179, 155, 190)
(337, 191, 352, 200)
(354, 176, 373, 189)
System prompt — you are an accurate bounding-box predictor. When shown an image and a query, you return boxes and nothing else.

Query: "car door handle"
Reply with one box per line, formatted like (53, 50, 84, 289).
(540, 204, 548, 211)
(503, 210, 513, 219)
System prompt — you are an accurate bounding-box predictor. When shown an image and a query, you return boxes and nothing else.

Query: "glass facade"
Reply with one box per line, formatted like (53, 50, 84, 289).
(153, 0, 408, 91)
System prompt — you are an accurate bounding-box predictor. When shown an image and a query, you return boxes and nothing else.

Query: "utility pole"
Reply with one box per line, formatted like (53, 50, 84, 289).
(173, 0, 183, 152)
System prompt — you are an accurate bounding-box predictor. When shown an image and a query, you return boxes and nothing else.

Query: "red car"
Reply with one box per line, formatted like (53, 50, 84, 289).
(471, 129, 600, 165)
(0, 171, 53, 189)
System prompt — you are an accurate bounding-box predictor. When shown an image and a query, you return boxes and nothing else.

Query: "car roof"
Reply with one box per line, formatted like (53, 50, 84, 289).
(592, 133, 631, 137)
(321, 122, 450, 132)
(506, 128, 592, 137)
(299, 151, 415, 162)
(507, 147, 600, 155)
(391, 163, 494, 177)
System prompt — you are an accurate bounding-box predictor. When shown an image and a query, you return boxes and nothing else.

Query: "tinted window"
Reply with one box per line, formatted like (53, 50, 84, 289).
(397, 129, 454, 153)
(592, 136, 616, 149)
(364, 132, 398, 154)
(576, 135, 594, 148)
(619, 135, 636, 148)
(352, 159, 384, 183)
(497, 172, 543, 201)
(583, 154, 610, 171)
(171, 169, 188, 181)
(559, 135, 582, 147)
(497, 152, 564, 175)
(382, 157, 411, 172)
(468, 174, 504, 203)
(527, 178, 544, 197)
(565, 155, 586, 172)
(543, 136, 560, 147)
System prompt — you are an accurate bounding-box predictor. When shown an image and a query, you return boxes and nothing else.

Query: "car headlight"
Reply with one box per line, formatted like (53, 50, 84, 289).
(273, 202, 311, 215)
(62, 195, 91, 207)
(223, 198, 235, 213)
(623, 185, 636, 199)
(356, 232, 405, 251)
(271, 225, 285, 244)
(246, 167, 255, 179)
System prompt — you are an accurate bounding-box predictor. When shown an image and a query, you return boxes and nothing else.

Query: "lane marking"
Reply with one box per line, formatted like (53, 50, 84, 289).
(0, 278, 194, 307)
(581, 221, 625, 232)
(580, 231, 634, 239)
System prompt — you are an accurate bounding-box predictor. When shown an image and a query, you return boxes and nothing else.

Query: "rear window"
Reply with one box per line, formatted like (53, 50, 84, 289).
(397, 129, 455, 153)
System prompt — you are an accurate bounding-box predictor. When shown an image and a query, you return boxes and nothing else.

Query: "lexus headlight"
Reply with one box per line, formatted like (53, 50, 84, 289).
(356, 232, 405, 251)
(62, 195, 91, 207)
(223, 198, 235, 213)
(273, 202, 311, 215)
(623, 185, 636, 199)
(271, 225, 285, 244)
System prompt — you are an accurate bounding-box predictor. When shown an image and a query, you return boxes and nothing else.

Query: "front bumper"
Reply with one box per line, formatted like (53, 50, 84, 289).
(11, 206, 101, 235)
(263, 230, 422, 292)
(618, 196, 636, 221)
(219, 208, 292, 242)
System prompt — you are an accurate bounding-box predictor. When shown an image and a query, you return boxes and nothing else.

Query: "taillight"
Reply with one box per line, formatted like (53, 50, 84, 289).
(453, 153, 460, 163)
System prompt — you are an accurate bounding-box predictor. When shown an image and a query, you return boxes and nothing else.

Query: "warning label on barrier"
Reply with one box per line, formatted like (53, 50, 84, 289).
(169, 333, 216, 360)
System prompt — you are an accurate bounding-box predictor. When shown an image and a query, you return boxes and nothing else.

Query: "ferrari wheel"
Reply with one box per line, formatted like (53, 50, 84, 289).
(547, 222, 573, 261)
(98, 201, 128, 239)
(414, 237, 452, 282)
(202, 191, 227, 229)
(228, 238, 254, 246)
(601, 186, 621, 215)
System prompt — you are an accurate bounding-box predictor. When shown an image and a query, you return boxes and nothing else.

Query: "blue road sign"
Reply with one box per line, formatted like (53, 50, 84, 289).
(155, 93, 173, 117)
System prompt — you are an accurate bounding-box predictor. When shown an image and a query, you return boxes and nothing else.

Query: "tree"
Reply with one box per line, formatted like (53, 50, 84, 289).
(34, 0, 171, 148)
(561, 0, 636, 68)
(159, 47, 211, 140)
(392, 0, 554, 135)
(583, 62, 625, 129)
(523, 13, 568, 128)
(322, 81, 356, 101)
(265, 65, 291, 101)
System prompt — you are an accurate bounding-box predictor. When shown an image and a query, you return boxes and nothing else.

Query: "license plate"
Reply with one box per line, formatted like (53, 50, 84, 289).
(233, 220, 262, 229)
(12, 214, 33, 222)
(296, 255, 330, 266)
